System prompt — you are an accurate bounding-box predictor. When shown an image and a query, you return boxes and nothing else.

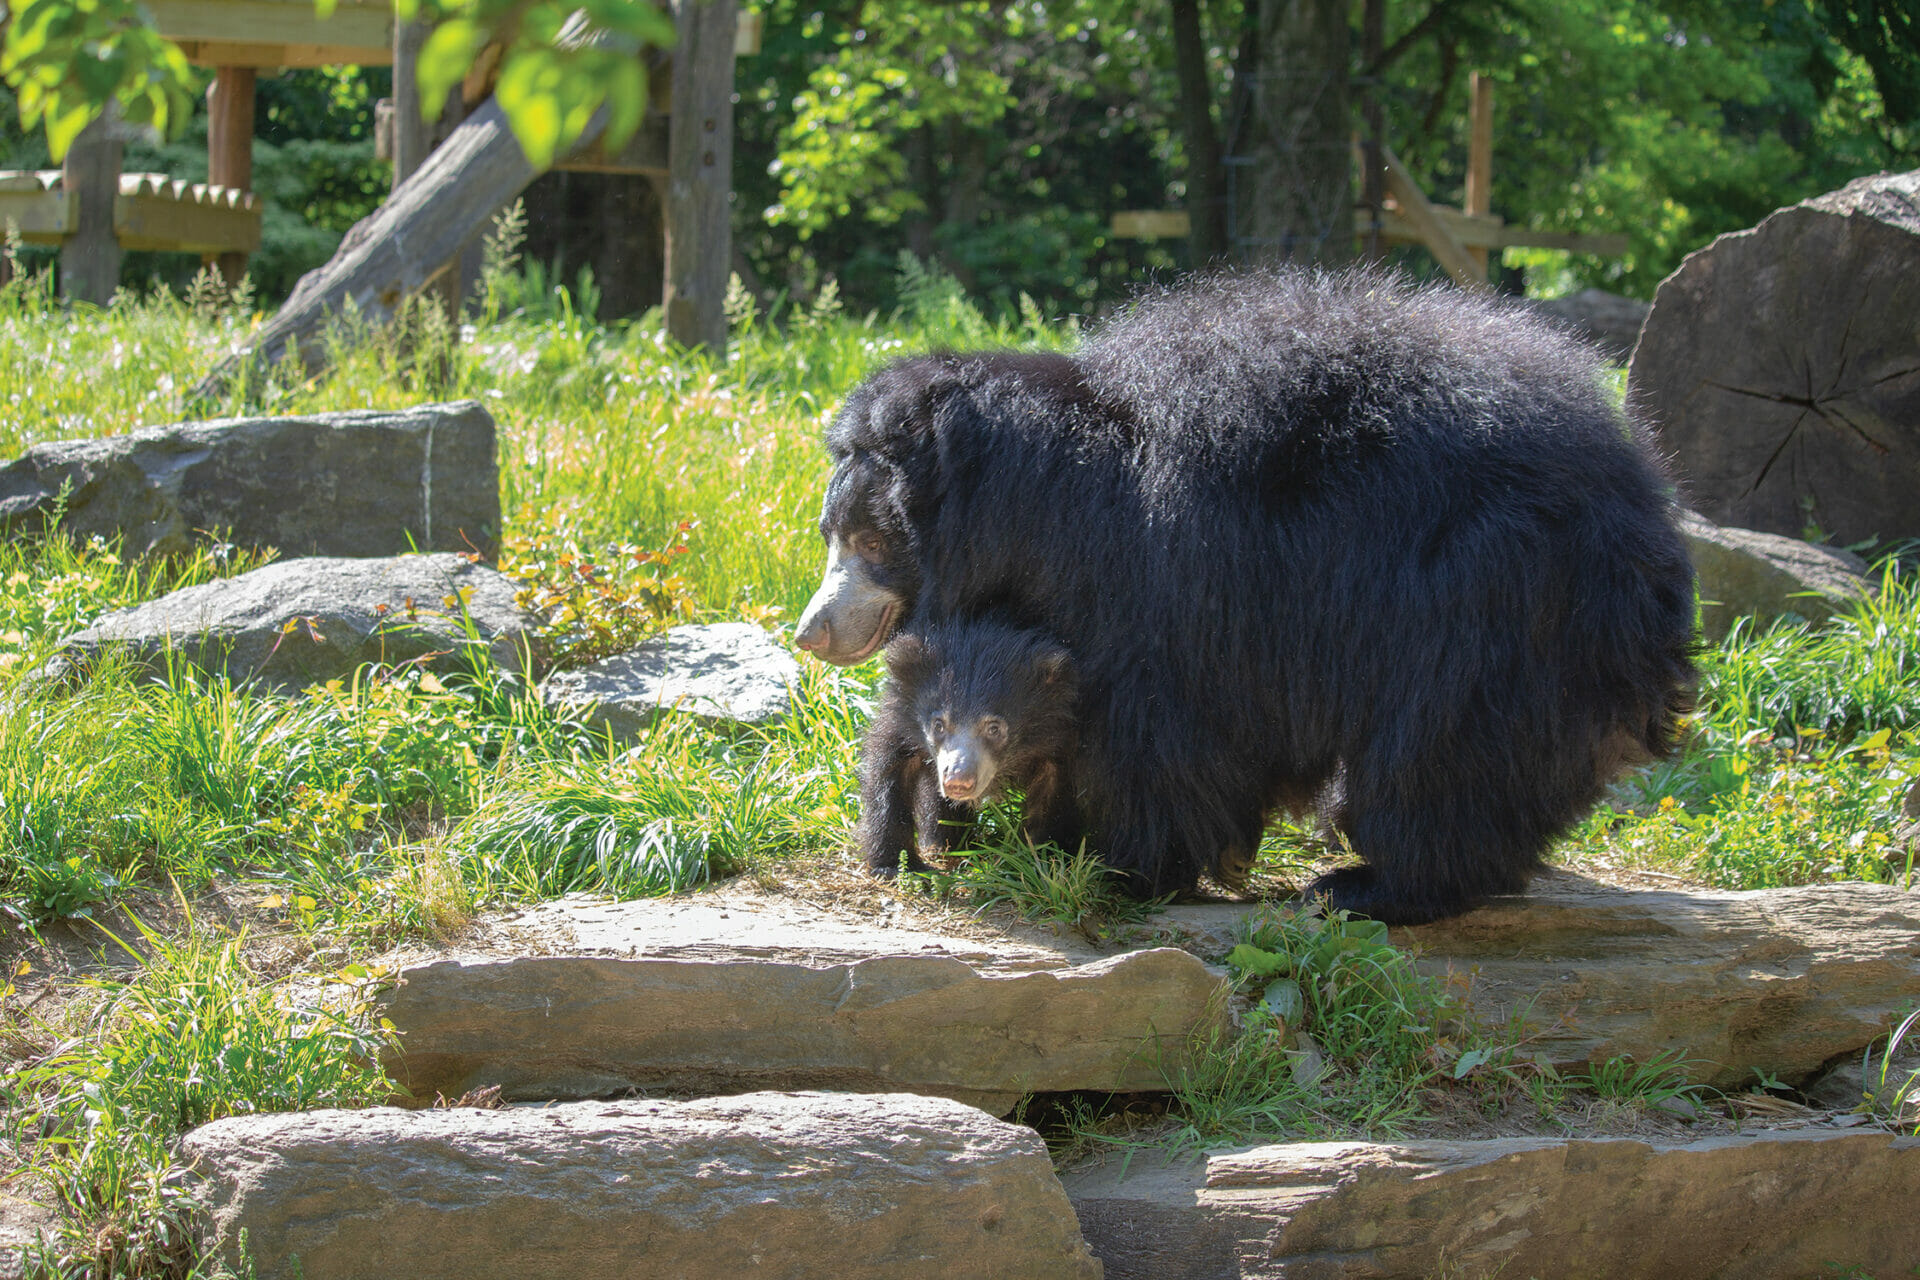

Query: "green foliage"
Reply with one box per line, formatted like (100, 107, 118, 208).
(1568, 564, 1920, 891)
(8, 910, 393, 1274)
(0, 0, 197, 159)
(1577, 1049, 1711, 1105)
(1162, 908, 1492, 1145)
(1860, 1008, 1920, 1134)
(394, 0, 675, 169)
(504, 514, 701, 667)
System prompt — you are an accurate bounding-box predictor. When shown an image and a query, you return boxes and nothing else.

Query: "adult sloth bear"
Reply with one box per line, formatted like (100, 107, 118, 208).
(795, 270, 1696, 924)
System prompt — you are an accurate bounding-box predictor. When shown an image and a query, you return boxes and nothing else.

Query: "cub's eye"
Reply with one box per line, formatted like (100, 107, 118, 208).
(929, 716, 948, 739)
(981, 718, 1008, 745)
(849, 531, 885, 562)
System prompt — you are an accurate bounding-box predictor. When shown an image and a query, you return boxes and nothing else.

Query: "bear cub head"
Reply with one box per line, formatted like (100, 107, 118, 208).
(884, 618, 1078, 808)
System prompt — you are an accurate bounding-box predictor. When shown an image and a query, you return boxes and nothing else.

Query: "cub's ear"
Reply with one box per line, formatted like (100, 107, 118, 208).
(885, 632, 933, 681)
(1035, 646, 1074, 684)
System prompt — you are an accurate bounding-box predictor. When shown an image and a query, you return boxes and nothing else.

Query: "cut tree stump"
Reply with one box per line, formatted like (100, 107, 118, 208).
(1629, 169, 1920, 548)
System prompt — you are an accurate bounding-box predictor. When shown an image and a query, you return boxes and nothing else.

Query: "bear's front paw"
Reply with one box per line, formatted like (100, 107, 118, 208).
(1302, 866, 1463, 926)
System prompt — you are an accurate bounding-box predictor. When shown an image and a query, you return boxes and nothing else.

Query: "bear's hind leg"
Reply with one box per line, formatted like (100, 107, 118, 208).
(1309, 746, 1558, 924)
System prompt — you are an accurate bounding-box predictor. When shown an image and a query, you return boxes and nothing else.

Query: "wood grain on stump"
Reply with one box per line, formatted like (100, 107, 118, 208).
(1630, 169, 1920, 548)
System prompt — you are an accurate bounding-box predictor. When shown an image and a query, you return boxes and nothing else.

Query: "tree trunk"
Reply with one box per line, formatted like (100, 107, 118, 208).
(189, 96, 607, 404)
(663, 0, 736, 353)
(1629, 169, 1920, 550)
(1172, 0, 1226, 266)
(1232, 0, 1351, 267)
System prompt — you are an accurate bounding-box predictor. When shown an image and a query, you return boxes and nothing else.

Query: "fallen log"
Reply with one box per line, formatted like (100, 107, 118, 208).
(1629, 169, 1920, 548)
(188, 95, 591, 405)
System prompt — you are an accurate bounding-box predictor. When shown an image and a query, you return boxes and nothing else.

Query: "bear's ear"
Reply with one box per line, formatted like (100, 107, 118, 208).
(885, 632, 933, 682)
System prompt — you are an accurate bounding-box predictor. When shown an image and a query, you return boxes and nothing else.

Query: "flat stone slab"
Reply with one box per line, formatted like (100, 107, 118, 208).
(378, 893, 1228, 1114)
(60, 553, 546, 691)
(540, 622, 800, 736)
(0, 400, 499, 559)
(1681, 510, 1873, 641)
(1154, 875, 1920, 1088)
(1064, 1129, 1920, 1280)
(185, 1093, 1102, 1280)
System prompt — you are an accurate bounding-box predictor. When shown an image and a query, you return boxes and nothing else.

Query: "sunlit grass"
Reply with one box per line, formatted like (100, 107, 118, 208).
(2, 259, 1919, 1274)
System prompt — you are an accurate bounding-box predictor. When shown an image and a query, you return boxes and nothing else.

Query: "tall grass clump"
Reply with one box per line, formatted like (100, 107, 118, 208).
(1569, 560, 1920, 890)
(9, 912, 392, 1277)
(1157, 908, 1490, 1145)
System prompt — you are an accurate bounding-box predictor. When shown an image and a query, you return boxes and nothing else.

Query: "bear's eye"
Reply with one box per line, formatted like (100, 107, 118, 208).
(929, 716, 948, 739)
(849, 530, 886, 562)
(981, 718, 1008, 745)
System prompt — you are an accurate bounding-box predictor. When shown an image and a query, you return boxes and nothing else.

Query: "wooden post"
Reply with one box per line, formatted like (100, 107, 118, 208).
(393, 18, 470, 317)
(1464, 72, 1493, 279)
(664, 0, 736, 353)
(392, 20, 435, 188)
(60, 107, 123, 306)
(207, 66, 257, 286)
(1359, 0, 1385, 262)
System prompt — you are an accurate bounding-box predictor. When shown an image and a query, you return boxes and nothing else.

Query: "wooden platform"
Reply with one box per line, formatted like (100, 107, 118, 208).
(0, 170, 261, 255)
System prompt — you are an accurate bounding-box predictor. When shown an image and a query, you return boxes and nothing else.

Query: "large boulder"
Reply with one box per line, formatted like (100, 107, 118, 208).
(540, 622, 800, 738)
(1523, 287, 1650, 363)
(1680, 510, 1874, 641)
(184, 1093, 1103, 1280)
(59, 553, 545, 690)
(1064, 1129, 1920, 1280)
(0, 401, 499, 559)
(1631, 169, 1920, 547)
(1155, 874, 1920, 1088)
(377, 892, 1228, 1116)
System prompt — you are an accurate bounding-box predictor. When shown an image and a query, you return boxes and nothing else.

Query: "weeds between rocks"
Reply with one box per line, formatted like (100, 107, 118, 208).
(1, 258, 1918, 1275)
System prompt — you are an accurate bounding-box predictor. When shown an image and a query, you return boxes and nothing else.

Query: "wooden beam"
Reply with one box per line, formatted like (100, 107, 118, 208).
(1350, 206, 1626, 257)
(115, 175, 262, 254)
(1372, 141, 1489, 289)
(0, 172, 72, 243)
(1464, 71, 1493, 276)
(1110, 210, 1191, 240)
(172, 38, 391, 66)
(664, 0, 736, 353)
(60, 110, 123, 306)
(151, 0, 391, 64)
(1494, 227, 1629, 255)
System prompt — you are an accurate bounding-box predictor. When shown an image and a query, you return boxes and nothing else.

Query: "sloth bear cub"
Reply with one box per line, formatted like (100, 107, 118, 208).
(858, 617, 1082, 874)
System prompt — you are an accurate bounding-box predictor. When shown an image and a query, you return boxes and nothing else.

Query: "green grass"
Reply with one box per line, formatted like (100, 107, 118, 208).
(2, 257, 1919, 1272)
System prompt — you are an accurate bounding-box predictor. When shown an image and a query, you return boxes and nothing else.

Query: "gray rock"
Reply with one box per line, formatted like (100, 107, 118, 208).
(541, 622, 800, 737)
(377, 893, 1229, 1116)
(1152, 874, 1920, 1089)
(184, 1094, 1103, 1280)
(1523, 287, 1651, 362)
(0, 401, 499, 559)
(1681, 510, 1873, 641)
(61, 553, 546, 691)
(1064, 1129, 1920, 1280)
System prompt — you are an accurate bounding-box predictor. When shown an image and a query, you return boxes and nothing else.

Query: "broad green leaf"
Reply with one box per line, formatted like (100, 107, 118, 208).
(1224, 943, 1289, 978)
(1261, 977, 1304, 1024)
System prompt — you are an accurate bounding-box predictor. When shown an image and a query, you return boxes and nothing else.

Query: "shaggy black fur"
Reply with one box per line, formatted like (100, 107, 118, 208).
(818, 269, 1697, 923)
(859, 617, 1082, 874)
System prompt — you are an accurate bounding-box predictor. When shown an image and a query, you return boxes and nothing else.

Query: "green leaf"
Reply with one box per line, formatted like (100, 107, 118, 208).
(417, 17, 487, 123)
(1225, 943, 1289, 978)
(1452, 1046, 1494, 1079)
(1261, 977, 1304, 1024)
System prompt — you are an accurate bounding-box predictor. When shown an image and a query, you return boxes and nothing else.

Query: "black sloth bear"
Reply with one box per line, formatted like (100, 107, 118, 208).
(797, 269, 1697, 924)
(859, 617, 1082, 873)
